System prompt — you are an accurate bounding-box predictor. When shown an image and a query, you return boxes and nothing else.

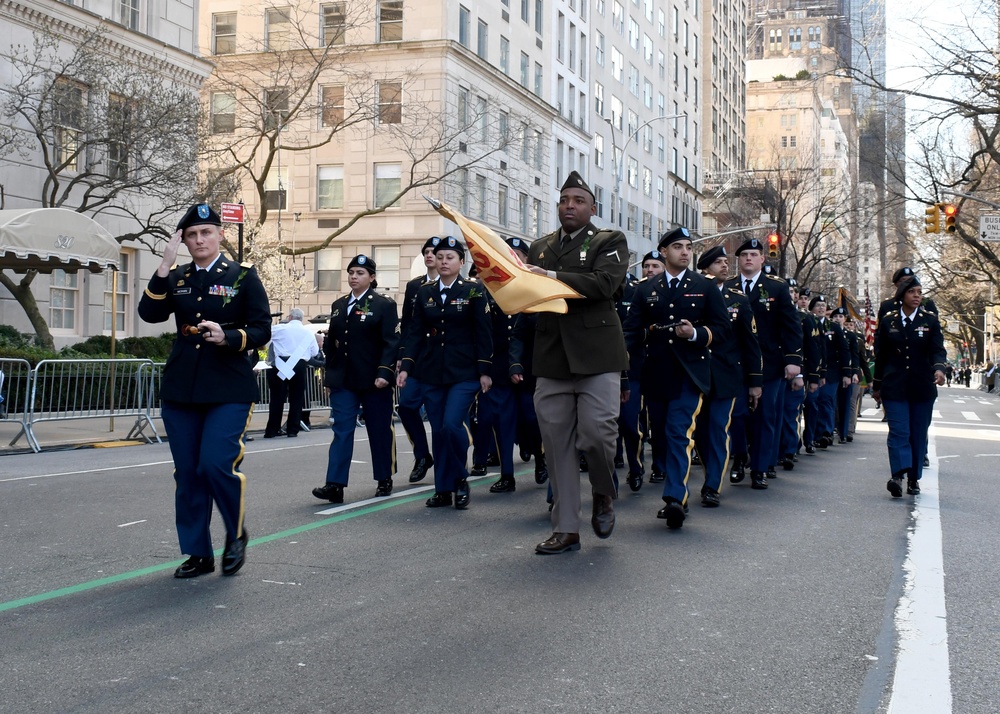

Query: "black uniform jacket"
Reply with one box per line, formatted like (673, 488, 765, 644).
(509, 313, 537, 386)
(527, 223, 629, 378)
(618, 278, 645, 380)
(487, 292, 517, 382)
(724, 274, 802, 381)
(873, 308, 947, 402)
(819, 318, 852, 381)
(799, 311, 824, 385)
(399, 273, 434, 361)
(138, 258, 271, 404)
(623, 269, 729, 396)
(845, 329, 861, 379)
(877, 296, 938, 322)
(324, 288, 400, 391)
(710, 286, 763, 399)
(400, 278, 493, 385)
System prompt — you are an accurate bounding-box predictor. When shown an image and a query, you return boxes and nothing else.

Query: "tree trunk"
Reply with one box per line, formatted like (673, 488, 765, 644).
(0, 270, 55, 350)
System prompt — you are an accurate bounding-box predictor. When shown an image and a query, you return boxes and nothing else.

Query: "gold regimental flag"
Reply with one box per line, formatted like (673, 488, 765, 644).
(837, 287, 864, 322)
(427, 198, 582, 314)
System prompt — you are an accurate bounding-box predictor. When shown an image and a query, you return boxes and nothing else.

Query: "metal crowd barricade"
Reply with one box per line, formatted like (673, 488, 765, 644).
(15, 358, 161, 453)
(253, 365, 329, 430)
(0, 358, 33, 450)
(128, 362, 164, 443)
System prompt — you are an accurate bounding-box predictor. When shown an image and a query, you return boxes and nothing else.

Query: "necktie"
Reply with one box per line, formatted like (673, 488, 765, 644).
(902, 316, 910, 328)
(669, 277, 679, 290)
(745, 278, 753, 295)
(347, 300, 357, 313)
(440, 288, 449, 304)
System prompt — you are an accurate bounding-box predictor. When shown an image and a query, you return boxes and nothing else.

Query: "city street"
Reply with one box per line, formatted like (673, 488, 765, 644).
(0, 387, 997, 713)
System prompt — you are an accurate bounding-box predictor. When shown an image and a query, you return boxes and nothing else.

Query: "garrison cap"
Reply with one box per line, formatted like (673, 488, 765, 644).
(422, 236, 443, 252)
(177, 203, 222, 232)
(657, 226, 692, 250)
(735, 238, 764, 255)
(892, 266, 915, 284)
(560, 170, 595, 199)
(696, 245, 726, 270)
(642, 250, 667, 266)
(809, 294, 827, 311)
(347, 254, 376, 274)
(433, 235, 466, 259)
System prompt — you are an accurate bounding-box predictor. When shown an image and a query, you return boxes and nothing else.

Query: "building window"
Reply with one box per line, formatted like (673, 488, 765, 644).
(377, 0, 403, 42)
(532, 199, 542, 237)
(106, 94, 131, 180)
(317, 165, 344, 209)
(49, 270, 78, 330)
(321, 84, 344, 126)
(520, 123, 529, 162)
(642, 167, 652, 196)
(476, 174, 488, 219)
(534, 62, 543, 95)
(519, 192, 529, 233)
(265, 168, 288, 210)
(476, 96, 488, 140)
(627, 156, 638, 188)
(316, 247, 342, 291)
(211, 92, 235, 134)
(266, 7, 292, 50)
(321, 3, 346, 45)
(519, 52, 529, 88)
(477, 19, 488, 59)
(534, 0, 543, 33)
(52, 78, 85, 171)
(521, 0, 529, 23)
(498, 184, 509, 226)
(459, 5, 470, 47)
(594, 81, 604, 115)
(500, 36, 510, 74)
(458, 87, 469, 125)
(377, 81, 402, 124)
(104, 252, 131, 333)
(596, 32, 605, 66)
(594, 133, 604, 168)
(212, 13, 237, 54)
(628, 65, 639, 96)
(499, 111, 509, 147)
(533, 130, 544, 170)
(612, 1, 624, 33)
(656, 176, 664, 204)
(628, 18, 639, 49)
(373, 246, 400, 289)
(374, 163, 402, 207)
(456, 168, 470, 213)
(264, 88, 290, 131)
(611, 47, 623, 82)
(594, 185, 604, 218)
(119, 0, 139, 30)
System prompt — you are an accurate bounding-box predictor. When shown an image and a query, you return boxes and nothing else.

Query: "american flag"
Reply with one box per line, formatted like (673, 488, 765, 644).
(864, 289, 877, 347)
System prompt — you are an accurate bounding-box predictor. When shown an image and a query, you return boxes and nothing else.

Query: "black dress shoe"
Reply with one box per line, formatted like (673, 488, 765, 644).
(838, 437, 847, 444)
(780, 455, 795, 471)
(454, 479, 471, 509)
(923, 456, 930, 467)
(906, 478, 920, 495)
(751, 471, 768, 490)
(174, 556, 215, 579)
(767, 467, 777, 479)
(408, 456, 433, 483)
(489, 475, 516, 493)
(691, 452, 702, 466)
(614, 456, 626, 469)
(805, 444, 816, 454)
(375, 479, 393, 497)
(579, 454, 589, 472)
(222, 529, 248, 576)
(534, 454, 548, 484)
(661, 499, 686, 529)
(701, 489, 720, 507)
(263, 429, 285, 439)
(887, 477, 903, 498)
(649, 468, 665, 484)
(730, 462, 746, 484)
(312, 483, 344, 503)
(486, 453, 501, 467)
(520, 448, 531, 462)
(535, 532, 581, 554)
(626, 470, 643, 492)
(591, 493, 615, 539)
(846, 435, 854, 442)
(426, 492, 453, 507)
(470, 464, 488, 476)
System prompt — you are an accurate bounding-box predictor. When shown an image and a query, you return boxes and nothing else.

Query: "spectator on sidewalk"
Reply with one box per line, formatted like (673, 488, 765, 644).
(264, 308, 319, 438)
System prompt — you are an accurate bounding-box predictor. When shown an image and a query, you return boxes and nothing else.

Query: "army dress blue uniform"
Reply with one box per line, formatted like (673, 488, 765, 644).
(616, 272, 647, 487)
(838, 312, 862, 442)
(816, 312, 851, 442)
(138, 248, 271, 564)
(478, 291, 520, 491)
(778, 304, 823, 463)
(322, 279, 400, 493)
(400, 274, 493, 502)
(624, 267, 729, 520)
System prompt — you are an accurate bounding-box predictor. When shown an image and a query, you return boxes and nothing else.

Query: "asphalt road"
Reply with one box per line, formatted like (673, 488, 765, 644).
(0, 387, 997, 713)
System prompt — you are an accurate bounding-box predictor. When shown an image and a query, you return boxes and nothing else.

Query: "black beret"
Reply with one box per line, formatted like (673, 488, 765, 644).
(735, 238, 764, 255)
(696, 245, 726, 270)
(177, 203, 222, 232)
(560, 170, 595, 199)
(657, 226, 692, 250)
(786, 277, 798, 287)
(831, 306, 847, 317)
(642, 250, 667, 265)
(892, 266, 914, 284)
(434, 235, 466, 258)
(799, 287, 812, 298)
(809, 294, 827, 311)
(763, 265, 774, 274)
(895, 275, 921, 302)
(505, 237, 529, 254)
(347, 254, 376, 274)
(422, 236, 443, 252)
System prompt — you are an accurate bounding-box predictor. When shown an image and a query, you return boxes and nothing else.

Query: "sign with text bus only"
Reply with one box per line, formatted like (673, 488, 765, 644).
(221, 202, 245, 224)
(979, 213, 1000, 242)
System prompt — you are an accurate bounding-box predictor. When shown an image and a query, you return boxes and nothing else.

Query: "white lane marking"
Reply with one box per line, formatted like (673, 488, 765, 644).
(117, 520, 147, 528)
(996, 413, 1000, 420)
(933, 411, 942, 419)
(862, 408, 881, 416)
(961, 412, 981, 421)
(953, 399, 966, 403)
(887, 430, 952, 713)
(974, 453, 1000, 457)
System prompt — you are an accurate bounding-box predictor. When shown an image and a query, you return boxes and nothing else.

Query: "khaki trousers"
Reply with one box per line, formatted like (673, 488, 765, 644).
(534, 373, 620, 534)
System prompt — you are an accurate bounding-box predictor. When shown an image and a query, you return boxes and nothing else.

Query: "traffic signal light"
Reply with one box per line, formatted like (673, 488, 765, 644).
(766, 232, 780, 258)
(924, 204, 940, 233)
(942, 203, 958, 233)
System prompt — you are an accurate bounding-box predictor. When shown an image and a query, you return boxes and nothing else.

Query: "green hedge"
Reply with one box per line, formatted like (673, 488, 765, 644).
(0, 326, 174, 367)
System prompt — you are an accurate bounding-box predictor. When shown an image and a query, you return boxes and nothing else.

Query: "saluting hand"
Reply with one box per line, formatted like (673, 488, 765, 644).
(156, 230, 183, 277)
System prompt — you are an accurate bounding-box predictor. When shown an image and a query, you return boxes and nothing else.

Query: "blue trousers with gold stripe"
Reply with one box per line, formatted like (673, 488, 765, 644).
(161, 400, 252, 558)
(617, 379, 645, 475)
(749, 378, 783, 472)
(326, 386, 396, 485)
(883, 398, 934, 480)
(423, 381, 480, 493)
(485, 383, 517, 476)
(778, 381, 806, 457)
(647, 378, 704, 505)
(695, 395, 735, 494)
(817, 381, 838, 437)
(397, 375, 430, 461)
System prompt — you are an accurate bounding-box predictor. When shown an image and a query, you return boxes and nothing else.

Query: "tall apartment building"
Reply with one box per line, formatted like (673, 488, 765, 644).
(586, 0, 705, 261)
(0, 0, 212, 346)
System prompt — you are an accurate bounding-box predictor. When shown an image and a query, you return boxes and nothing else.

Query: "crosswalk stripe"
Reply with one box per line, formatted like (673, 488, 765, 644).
(961, 411, 981, 421)
(862, 408, 880, 417)
(933, 411, 942, 419)
(954, 399, 966, 404)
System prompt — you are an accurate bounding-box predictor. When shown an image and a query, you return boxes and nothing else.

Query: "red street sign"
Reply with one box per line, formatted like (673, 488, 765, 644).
(221, 202, 244, 224)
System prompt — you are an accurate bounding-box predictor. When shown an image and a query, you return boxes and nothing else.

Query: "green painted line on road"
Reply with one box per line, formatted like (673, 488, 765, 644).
(0, 467, 538, 614)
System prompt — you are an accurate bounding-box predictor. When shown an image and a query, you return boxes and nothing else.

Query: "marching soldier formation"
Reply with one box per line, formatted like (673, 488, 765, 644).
(144, 189, 939, 575)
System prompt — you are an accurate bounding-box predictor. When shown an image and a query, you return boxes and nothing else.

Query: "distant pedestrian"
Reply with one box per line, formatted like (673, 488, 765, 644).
(264, 308, 319, 438)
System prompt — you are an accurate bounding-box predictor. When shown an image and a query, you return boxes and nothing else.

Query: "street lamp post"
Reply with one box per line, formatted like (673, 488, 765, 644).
(604, 113, 686, 237)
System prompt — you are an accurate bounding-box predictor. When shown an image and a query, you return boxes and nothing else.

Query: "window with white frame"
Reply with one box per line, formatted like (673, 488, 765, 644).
(52, 78, 85, 171)
(373, 246, 400, 289)
(532, 199, 542, 237)
(377, 81, 402, 124)
(519, 192, 529, 232)
(49, 270, 78, 331)
(377, 0, 403, 42)
(595, 31, 605, 65)
(119, 0, 140, 30)
(594, 81, 604, 115)
(374, 163, 401, 207)
(266, 7, 292, 50)
(103, 251, 132, 333)
(213, 12, 237, 54)
(211, 92, 235, 134)
(477, 19, 488, 59)
(500, 36, 510, 74)
(106, 94, 131, 180)
(498, 184, 509, 226)
(265, 168, 288, 210)
(317, 166, 344, 209)
(476, 174, 487, 220)
(321, 3, 346, 45)
(594, 133, 604, 167)
(321, 84, 344, 126)
(459, 5, 471, 47)
(316, 247, 342, 291)
(264, 88, 290, 131)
